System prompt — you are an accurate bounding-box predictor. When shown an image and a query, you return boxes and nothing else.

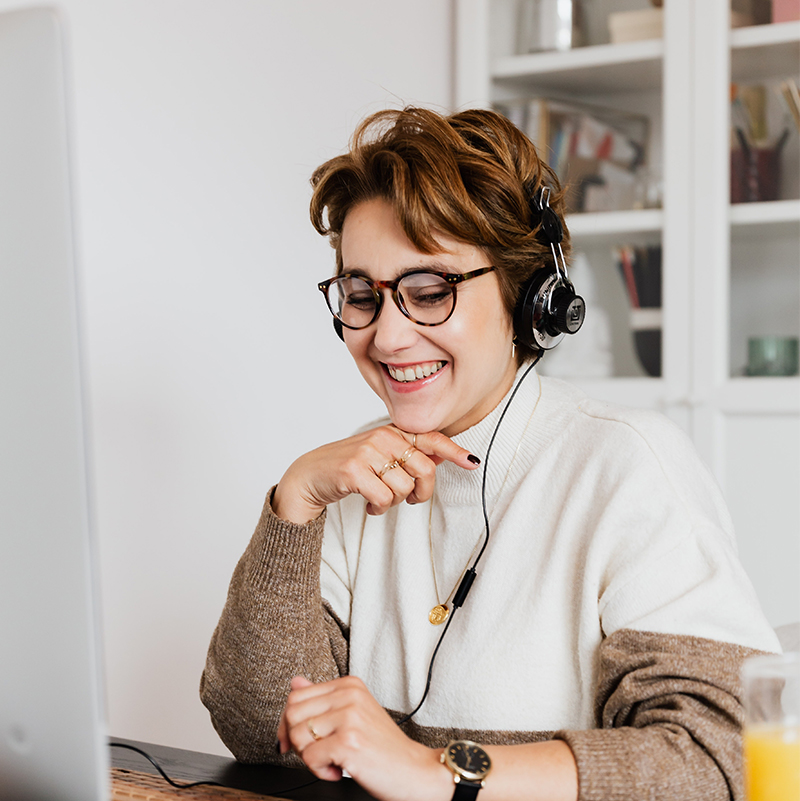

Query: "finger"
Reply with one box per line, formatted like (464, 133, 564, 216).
(285, 677, 336, 713)
(366, 465, 417, 515)
(296, 736, 344, 782)
(285, 676, 375, 742)
(335, 440, 407, 513)
(298, 734, 346, 780)
(286, 698, 342, 755)
(388, 447, 436, 505)
(288, 692, 360, 753)
(412, 430, 481, 470)
(284, 705, 342, 778)
(293, 697, 382, 780)
(279, 676, 314, 754)
(285, 703, 331, 756)
(284, 676, 350, 738)
(380, 429, 475, 505)
(302, 755, 343, 782)
(358, 472, 400, 516)
(285, 676, 366, 726)
(351, 428, 426, 495)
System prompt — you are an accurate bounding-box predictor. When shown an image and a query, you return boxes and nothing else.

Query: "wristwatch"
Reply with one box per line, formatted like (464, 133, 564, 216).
(440, 740, 492, 800)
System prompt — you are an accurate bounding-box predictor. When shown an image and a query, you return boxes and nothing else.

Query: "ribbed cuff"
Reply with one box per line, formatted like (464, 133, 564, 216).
(555, 728, 645, 801)
(554, 725, 731, 801)
(246, 486, 327, 588)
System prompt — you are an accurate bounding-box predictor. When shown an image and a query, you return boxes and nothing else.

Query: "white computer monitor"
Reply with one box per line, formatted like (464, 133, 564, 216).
(0, 7, 108, 801)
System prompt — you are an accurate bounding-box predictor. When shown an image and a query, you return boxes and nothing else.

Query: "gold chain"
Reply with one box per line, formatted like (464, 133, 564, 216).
(427, 372, 542, 625)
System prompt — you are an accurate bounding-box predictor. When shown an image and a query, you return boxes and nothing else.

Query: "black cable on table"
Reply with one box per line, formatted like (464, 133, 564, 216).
(109, 741, 321, 796)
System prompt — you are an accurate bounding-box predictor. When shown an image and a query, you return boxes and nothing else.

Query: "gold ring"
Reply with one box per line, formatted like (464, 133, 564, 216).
(411, 434, 417, 448)
(398, 447, 415, 467)
(378, 460, 400, 478)
(307, 720, 321, 741)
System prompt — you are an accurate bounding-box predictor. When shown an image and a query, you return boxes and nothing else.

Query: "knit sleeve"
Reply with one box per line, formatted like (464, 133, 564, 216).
(555, 629, 772, 801)
(199, 487, 349, 765)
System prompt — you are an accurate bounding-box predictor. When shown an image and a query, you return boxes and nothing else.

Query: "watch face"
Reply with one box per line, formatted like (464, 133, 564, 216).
(445, 740, 491, 782)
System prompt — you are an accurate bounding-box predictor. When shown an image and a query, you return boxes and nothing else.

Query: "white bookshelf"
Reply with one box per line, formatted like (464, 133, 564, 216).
(567, 209, 663, 244)
(492, 39, 664, 92)
(456, 0, 800, 626)
(730, 198, 800, 234)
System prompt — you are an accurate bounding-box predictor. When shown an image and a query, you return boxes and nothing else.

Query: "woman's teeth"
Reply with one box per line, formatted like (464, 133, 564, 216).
(387, 361, 444, 383)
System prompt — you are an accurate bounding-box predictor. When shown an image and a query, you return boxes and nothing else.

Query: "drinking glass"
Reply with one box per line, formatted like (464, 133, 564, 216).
(742, 652, 800, 801)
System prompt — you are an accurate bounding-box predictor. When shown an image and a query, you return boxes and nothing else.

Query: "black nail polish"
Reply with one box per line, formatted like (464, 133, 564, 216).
(467, 454, 481, 465)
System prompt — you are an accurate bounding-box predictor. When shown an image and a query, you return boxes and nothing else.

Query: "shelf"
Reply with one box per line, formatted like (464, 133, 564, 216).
(714, 377, 800, 415)
(493, 20, 800, 93)
(567, 208, 663, 245)
(731, 22, 800, 83)
(492, 39, 663, 94)
(730, 199, 800, 239)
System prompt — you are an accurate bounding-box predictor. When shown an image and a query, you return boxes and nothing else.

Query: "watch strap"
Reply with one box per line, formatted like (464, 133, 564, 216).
(452, 778, 482, 801)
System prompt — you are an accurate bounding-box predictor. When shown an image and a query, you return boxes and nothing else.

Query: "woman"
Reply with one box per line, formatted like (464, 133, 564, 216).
(201, 107, 779, 801)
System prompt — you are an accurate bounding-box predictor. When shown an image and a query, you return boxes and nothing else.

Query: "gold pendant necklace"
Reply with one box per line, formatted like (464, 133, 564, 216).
(427, 372, 542, 625)
(428, 502, 482, 625)
(428, 496, 449, 623)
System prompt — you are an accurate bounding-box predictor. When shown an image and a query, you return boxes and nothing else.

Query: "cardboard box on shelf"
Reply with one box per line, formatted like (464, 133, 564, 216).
(609, 5, 757, 44)
(730, 10, 758, 25)
(608, 8, 663, 43)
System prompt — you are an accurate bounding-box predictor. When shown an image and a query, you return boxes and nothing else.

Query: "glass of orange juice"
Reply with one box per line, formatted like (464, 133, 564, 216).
(742, 652, 800, 801)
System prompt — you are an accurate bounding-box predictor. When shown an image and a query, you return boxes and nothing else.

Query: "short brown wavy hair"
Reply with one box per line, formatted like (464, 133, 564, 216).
(309, 106, 570, 364)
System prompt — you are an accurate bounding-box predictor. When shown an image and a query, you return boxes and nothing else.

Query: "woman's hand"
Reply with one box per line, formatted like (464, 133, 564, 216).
(272, 426, 480, 524)
(277, 676, 451, 801)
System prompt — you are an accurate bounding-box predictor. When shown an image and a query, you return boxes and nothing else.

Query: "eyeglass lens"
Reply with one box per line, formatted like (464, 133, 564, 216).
(327, 273, 455, 328)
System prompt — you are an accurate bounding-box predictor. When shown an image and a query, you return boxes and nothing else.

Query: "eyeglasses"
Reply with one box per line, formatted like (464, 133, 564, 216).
(317, 267, 495, 330)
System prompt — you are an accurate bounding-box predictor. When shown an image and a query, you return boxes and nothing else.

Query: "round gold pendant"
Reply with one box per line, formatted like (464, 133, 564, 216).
(429, 604, 450, 625)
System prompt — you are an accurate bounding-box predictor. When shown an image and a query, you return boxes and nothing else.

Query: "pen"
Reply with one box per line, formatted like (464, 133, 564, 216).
(780, 80, 800, 133)
(775, 127, 790, 155)
(735, 126, 759, 203)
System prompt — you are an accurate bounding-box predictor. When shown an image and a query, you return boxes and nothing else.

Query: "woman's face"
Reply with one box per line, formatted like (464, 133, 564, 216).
(339, 198, 517, 437)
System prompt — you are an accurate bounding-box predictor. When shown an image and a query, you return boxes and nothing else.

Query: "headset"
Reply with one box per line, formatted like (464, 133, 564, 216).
(513, 186, 585, 351)
(331, 186, 584, 350)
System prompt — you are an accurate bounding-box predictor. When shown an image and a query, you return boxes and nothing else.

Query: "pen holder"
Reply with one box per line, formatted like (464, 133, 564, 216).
(731, 145, 781, 203)
(516, 0, 584, 53)
(746, 336, 800, 376)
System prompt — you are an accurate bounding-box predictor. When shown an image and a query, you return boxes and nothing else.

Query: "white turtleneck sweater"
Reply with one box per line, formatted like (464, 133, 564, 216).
(319, 367, 779, 731)
(201, 365, 781, 799)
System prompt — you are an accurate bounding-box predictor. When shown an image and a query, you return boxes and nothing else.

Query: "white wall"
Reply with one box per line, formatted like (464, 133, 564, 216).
(0, 0, 453, 756)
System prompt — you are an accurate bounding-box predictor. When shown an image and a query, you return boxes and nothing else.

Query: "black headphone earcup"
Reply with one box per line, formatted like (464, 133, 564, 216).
(333, 317, 345, 342)
(514, 268, 586, 351)
(513, 269, 551, 351)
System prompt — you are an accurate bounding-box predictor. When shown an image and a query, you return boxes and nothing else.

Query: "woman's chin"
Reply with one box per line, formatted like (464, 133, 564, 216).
(386, 407, 446, 436)
(388, 417, 436, 435)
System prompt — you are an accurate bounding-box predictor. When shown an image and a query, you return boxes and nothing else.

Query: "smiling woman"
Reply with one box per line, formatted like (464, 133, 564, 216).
(200, 107, 781, 801)
(334, 199, 516, 438)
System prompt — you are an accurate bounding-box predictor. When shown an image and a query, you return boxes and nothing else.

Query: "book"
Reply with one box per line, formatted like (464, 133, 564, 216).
(615, 245, 663, 376)
(495, 97, 650, 214)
